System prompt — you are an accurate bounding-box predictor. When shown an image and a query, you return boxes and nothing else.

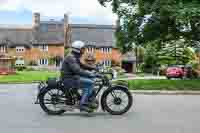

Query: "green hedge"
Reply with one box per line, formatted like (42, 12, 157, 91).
(127, 79, 200, 90)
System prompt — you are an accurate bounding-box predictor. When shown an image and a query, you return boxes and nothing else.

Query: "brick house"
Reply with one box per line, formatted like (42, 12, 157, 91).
(68, 24, 122, 68)
(0, 13, 67, 67)
(0, 12, 136, 73)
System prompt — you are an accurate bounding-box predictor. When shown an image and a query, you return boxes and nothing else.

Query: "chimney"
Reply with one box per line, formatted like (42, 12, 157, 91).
(33, 13, 40, 42)
(33, 13, 40, 28)
(64, 13, 69, 48)
(64, 13, 69, 27)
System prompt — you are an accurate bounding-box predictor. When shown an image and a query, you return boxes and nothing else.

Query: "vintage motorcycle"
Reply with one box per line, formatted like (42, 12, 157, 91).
(35, 68, 133, 115)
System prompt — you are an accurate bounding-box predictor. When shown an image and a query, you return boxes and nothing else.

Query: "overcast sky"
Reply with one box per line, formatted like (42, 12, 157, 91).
(0, 0, 117, 25)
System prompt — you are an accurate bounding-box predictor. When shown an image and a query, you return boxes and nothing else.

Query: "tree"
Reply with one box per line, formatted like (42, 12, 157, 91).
(157, 38, 186, 65)
(98, 0, 200, 71)
(182, 47, 198, 65)
(98, 0, 200, 49)
(132, 45, 145, 71)
(64, 48, 71, 56)
(142, 41, 158, 73)
(156, 38, 198, 67)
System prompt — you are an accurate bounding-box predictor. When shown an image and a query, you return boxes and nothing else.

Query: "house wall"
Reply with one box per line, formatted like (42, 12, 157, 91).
(82, 48, 122, 66)
(7, 44, 64, 65)
(95, 48, 122, 64)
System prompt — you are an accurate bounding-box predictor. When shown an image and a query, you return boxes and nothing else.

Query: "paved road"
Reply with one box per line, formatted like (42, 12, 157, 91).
(0, 84, 200, 133)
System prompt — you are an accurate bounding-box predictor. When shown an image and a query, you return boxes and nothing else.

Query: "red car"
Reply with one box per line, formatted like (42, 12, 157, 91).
(166, 66, 185, 79)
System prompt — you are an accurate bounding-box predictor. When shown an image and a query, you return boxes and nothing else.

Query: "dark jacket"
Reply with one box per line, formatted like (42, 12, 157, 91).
(60, 53, 93, 88)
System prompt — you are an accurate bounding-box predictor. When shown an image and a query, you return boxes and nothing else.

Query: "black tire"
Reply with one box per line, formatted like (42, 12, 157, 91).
(39, 87, 66, 115)
(101, 86, 133, 115)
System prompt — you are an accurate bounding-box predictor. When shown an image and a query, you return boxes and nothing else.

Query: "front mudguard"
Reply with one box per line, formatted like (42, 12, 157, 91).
(101, 85, 129, 111)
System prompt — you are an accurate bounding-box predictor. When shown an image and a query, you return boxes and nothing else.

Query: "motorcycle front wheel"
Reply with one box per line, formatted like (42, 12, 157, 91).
(39, 87, 66, 115)
(101, 86, 133, 115)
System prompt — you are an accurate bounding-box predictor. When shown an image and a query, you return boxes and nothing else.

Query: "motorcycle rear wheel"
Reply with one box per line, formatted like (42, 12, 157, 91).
(39, 87, 66, 115)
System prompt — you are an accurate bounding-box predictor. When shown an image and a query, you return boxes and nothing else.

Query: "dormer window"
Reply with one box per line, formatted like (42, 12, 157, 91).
(101, 47, 112, 53)
(0, 45, 6, 53)
(86, 47, 94, 53)
(39, 44, 48, 52)
(16, 46, 25, 53)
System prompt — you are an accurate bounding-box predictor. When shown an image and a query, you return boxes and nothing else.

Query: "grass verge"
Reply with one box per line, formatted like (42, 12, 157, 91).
(0, 71, 59, 83)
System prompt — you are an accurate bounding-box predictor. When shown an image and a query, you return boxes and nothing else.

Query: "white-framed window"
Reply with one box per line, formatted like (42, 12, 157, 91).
(39, 59, 48, 65)
(101, 47, 112, 53)
(16, 46, 25, 52)
(15, 57, 25, 66)
(87, 47, 94, 53)
(39, 44, 48, 52)
(0, 45, 6, 53)
(103, 60, 112, 67)
(109, 48, 112, 53)
(101, 48, 104, 53)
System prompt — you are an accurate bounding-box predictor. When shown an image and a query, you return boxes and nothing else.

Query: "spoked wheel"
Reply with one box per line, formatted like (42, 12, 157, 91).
(102, 86, 133, 115)
(39, 88, 66, 115)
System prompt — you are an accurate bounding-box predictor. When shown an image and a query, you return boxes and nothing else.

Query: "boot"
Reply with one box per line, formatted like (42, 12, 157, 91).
(80, 105, 93, 113)
(88, 100, 98, 109)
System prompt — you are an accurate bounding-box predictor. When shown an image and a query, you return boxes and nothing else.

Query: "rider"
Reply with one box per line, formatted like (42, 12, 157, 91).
(60, 41, 97, 112)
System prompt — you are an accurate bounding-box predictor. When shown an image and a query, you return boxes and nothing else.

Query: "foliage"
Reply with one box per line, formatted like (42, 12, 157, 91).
(28, 60, 38, 66)
(128, 79, 200, 90)
(25, 67, 35, 71)
(64, 48, 72, 56)
(48, 57, 55, 65)
(48, 56, 63, 66)
(98, 0, 200, 72)
(141, 41, 158, 73)
(98, 0, 200, 51)
(134, 45, 145, 70)
(137, 46, 145, 63)
(14, 66, 26, 71)
(157, 38, 198, 65)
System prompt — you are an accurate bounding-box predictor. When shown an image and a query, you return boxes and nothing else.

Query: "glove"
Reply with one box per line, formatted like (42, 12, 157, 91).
(95, 73, 103, 78)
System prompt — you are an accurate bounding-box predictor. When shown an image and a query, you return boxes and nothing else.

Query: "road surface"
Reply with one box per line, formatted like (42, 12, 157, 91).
(0, 84, 200, 133)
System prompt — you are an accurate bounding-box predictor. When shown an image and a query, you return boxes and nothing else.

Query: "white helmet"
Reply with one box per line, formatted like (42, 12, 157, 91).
(72, 41, 85, 53)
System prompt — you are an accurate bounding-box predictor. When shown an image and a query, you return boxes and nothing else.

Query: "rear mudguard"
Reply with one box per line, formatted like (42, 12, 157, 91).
(35, 86, 47, 104)
(101, 85, 129, 111)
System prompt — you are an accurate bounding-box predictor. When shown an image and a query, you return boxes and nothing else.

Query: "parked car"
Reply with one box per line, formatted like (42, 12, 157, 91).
(166, 66, 184, 79)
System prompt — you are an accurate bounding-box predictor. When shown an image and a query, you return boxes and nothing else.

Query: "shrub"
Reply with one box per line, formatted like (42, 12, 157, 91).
(65, 48, 71, 56)
(26, 67, 35, 71)
(15, 66, 26, 71)
(29, 61, 38, 66)
(113, 66, 125, 73)
(48, 57, 55, 65)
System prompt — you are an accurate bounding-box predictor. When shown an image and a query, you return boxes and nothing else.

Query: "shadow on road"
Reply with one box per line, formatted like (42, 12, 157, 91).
(41, 111, 134, 118)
